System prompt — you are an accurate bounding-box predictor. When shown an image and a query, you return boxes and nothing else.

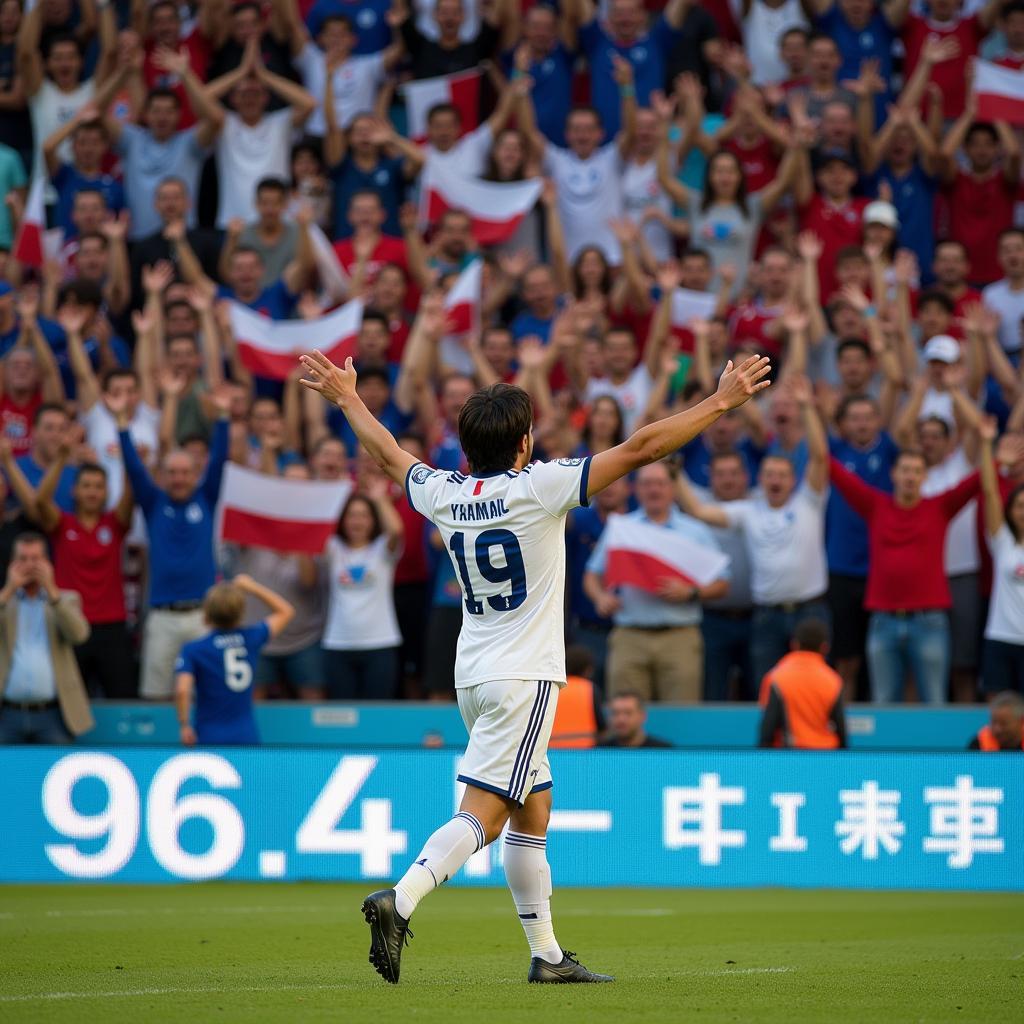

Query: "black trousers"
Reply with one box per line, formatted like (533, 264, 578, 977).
(75, 620, 138, 699)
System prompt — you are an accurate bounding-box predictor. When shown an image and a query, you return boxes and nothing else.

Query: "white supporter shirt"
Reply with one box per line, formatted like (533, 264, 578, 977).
(621, 157, 672, 264)
(722, 483, 828, 605)
(743, 0, 809, 85)
(29, 79, 94, 198)
(406, 457, 591, 686)
(322, 535, 402, 649)
(981, 279, 1024, 354)
(585, 365, 654, 435)
(83, 401, 160, 509)
(296, 45, 386, 135)
(423, 123, 492, 179)
(921, 446, 979, 576)
(215, 110, 293, 226)
(544, 143, 624, 264)
(985, 525, 1024, 643)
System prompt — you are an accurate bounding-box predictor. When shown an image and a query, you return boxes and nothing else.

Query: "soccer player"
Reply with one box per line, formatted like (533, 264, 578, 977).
(299, 348, 771, 985)
(174, 574, 295, 746)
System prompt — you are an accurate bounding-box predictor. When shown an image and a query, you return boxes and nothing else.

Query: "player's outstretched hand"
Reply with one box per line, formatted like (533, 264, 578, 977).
(299, 350, 357, 407)
(715, 354, 771, 410)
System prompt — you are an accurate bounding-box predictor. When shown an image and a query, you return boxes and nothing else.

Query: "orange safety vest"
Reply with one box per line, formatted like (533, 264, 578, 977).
(759, 651, 843, 750)
(549, 675, 598, 749)
(975, 725, 1024, 751)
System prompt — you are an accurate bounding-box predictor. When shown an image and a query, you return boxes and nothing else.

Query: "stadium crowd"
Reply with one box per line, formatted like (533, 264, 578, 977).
(1, 0, 1024, 742)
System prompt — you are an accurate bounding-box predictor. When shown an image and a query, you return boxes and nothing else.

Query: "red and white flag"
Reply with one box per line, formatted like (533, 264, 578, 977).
(219, 464, 352, 555)
(404, 69, 481, 143)
(439, 259, 483, 373)
(12, 175, 46, 268)
(422, 163, 543, 245)
(670, 287, 717, 350)
(601, 513, 730, 594)
(309, 223, 351, 302)
(229, 298, 363, 380)
(975, 59, 1024, 126)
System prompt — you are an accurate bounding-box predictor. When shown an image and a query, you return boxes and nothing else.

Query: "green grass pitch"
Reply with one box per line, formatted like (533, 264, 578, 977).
(1, 884, 1021, 1023)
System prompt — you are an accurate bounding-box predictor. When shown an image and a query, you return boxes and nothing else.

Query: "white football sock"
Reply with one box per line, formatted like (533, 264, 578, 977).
(503, 831, 562, 964)
(393, 811, 485, 920)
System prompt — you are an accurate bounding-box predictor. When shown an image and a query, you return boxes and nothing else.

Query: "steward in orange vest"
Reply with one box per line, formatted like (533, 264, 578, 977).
(550, 645, 604, 749)
(758, 618, 846, 749)
(969, 692, 1024, 751)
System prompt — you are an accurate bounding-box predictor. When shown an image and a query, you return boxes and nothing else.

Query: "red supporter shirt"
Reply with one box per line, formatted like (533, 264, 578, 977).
(50, 510, 128, 623)
(902, 15, 985, 120)
(728, 301, 785, 358)
(724, 136, 778, 193)
(0, 391, 42, 456)
(945, 170, 1017, 286)
(142, 32, 211, 129)
(829, 457, 980, 611)
(799, 195, 869, 299)
(394, 492, 428, 586)
(332, 235, 410, 289)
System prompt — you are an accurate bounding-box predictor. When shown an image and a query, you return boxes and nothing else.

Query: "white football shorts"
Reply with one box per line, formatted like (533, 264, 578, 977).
(456, 679, 560, 806)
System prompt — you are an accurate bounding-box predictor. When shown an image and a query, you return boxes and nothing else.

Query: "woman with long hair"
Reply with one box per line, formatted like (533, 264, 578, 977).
(979, 419, 1024, 695)
(321, 480, 404, 699)
(575, 394, 625, 456)
(656, 93, 801, 296)
(483, 127, 543, 259)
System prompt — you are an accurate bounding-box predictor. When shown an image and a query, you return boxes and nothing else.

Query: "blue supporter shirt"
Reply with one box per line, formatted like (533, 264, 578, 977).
(14, 455, 77, 513)
(306, 0, 392, 52)
(176, 621, 270, 744)
(817, 4, 895, 118)
(579, 17, 682, 138)
(681, 437, 764, 489)
(330, 155, 406, 239)
(826, 431, 898, 576)
(873, 162, 937, 280)
(510, 308, 557, 343)
(216, 281, 297, 321)
(51, 164, 125, 236)
(503, 44, 575, 147)
(566, 505, 610, 625)
(120, 418, 228, 606)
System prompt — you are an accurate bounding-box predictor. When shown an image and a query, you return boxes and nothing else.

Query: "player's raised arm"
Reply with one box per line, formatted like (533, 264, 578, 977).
(586, 355, 771, 498)
(299, 351, 422, 486)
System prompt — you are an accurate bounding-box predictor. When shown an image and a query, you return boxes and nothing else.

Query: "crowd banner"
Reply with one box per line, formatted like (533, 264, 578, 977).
(2, 749, 1019, 888)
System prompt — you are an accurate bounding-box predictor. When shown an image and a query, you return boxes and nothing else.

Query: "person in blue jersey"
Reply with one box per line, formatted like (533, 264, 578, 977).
(175, 574, 295, 746)
(114, 386, 230, 701)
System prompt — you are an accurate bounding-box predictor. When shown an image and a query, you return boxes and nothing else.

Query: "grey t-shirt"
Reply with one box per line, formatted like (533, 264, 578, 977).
(117, 124, 208, 240)
(231, 545, 326, 655)
(683, 190, 764, 296)
(238, 222, 299, 287)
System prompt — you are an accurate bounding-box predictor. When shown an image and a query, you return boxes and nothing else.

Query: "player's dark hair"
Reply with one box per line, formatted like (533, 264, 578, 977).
(793, 617, 830, 652)
(565, 644, 594, 679)
(336, 493, 382, 544)
(32, 402, 68, 427)
(458, 382, 533, 475)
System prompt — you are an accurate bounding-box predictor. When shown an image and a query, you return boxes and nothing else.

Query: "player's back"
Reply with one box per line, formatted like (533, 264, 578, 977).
(405, 457, 591, 688)
(176, 622, 270, 744)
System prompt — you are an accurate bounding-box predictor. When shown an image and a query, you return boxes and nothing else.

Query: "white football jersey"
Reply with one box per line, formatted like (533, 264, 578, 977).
(406, 457, 592, 688)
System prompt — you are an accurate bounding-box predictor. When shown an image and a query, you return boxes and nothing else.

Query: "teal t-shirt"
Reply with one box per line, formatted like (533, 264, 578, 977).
(0, 144, 27, 249)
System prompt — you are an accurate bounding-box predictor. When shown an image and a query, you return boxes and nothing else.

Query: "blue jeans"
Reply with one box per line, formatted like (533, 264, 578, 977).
(751, 600, 831, 689)
(866, 611, 950, 704)
(0, 704, 72, 744)
(702, 610, 753, 701)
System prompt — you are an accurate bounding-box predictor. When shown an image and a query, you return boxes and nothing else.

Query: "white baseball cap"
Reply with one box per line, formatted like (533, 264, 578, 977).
(864, 200, 899, 230)
(922, 334, 961, 364)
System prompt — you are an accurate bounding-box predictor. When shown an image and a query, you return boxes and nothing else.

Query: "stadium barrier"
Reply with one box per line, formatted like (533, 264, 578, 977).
(82, 703, 990, 750)
(3, 747, 1019, 889)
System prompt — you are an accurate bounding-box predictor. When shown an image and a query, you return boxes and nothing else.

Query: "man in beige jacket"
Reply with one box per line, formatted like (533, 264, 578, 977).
(0, 533, 93, 743)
